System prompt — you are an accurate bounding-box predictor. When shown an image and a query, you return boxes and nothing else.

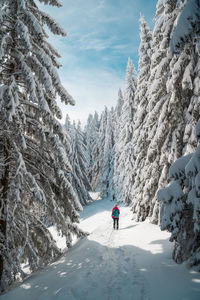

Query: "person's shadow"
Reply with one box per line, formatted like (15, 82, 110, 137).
(119, 224, 138, 230)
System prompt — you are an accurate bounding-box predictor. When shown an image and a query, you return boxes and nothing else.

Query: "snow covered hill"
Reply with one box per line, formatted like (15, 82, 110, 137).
(1, 195, 200, 300)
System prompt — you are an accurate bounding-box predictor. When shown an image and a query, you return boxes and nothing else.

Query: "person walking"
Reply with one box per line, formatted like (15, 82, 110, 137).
(111, 204, 120, 230)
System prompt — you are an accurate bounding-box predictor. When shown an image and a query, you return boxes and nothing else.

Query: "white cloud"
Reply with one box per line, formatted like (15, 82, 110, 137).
(58, 68, 125, 125)
(79, 37, 114, 51)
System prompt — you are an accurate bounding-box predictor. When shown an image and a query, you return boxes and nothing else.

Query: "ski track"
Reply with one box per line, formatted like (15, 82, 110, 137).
(89, 218, 149, 300)
(1, 197, 200, 300)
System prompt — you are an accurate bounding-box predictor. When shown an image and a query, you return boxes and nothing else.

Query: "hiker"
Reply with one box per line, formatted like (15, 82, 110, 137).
(112, 204, 120, 230)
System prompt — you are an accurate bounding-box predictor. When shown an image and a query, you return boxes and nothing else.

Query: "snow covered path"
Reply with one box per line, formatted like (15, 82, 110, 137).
(2, 197, 200, 300)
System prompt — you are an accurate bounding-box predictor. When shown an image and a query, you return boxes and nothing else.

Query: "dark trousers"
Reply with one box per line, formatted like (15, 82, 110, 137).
(113, 218, 119, 229)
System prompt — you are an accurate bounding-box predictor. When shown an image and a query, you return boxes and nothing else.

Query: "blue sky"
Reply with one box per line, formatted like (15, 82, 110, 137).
(38, 0, 158, 124)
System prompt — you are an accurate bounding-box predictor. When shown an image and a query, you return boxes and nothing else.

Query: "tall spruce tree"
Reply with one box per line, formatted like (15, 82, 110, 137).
(64, 117, 92, 206)
(114, 58, 137, 204)
(158, 122, 200, 268)
(158, 0, 200, 268)
(101, 109, 115, 198)
(114, 89, 124, 123)
(0, 0, 84, 291)
(133, 0, 180, 222)
(135, 0, 200, 226)
(131, 16, 152, 216)
(170, 0, 200, 155)
(84, 112, 100, 186)
(153, 0, 198, 222)
(113, 89, 124, 200)
(91, 107, 108, 192)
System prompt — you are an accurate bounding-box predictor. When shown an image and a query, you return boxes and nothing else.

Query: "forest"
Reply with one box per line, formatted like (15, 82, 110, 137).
(0, 0, 200, 296)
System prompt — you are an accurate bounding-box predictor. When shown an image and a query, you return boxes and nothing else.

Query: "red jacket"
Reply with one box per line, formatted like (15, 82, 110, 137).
(112, 206, 120, 219)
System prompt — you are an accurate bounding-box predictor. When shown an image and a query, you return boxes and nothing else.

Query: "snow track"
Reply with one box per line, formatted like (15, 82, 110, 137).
(86, 224, 149, 300)
(1, 197, 200, 300)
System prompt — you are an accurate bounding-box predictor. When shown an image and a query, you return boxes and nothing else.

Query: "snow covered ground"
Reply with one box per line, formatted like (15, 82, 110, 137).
(1, 195, 200, 300)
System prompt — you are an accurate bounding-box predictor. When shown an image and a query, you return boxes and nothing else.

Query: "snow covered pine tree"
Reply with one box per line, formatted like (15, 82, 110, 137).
(157, 123, 200, 268)
(131, 16, 152, 219)
(91, 107, 108, 192)
(114, 58, 137, 205)
(157, 0, 200, 268)
(0, 0, 85, 292)
(64, 117, 92, 206)
(101, 109, 115, 199)
(170, 0, 200, 54)
(84, 112, 100, 186)
(132, 0, 193, 224)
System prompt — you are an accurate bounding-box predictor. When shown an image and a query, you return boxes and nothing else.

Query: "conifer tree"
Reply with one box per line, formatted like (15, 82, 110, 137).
(153, 0, 198, 222)
(169, 0, 200, 155)
(114, 58, 137, 204)
(91, 107, 108, 192)
(134, 0, 199, 224)
(101, 110, 115, 198)
(170, 0, 200, 54)
(157, 0, 200, 268)
(133, 0, 180, 222)
(84, 112, 100, 186)
(64, 117, 92, 206)
(113, 89, 124, 200)
(158, 121, 200, 267)
(114, 89, 124, 124)
(0, 0, 84, 291)
(131, 16, 152, 215)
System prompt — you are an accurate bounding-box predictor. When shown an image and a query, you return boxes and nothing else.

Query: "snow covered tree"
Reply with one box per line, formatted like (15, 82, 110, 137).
(64, 117, 92, 206)
(84, 114, 94, 182)
(170, 0, 200, 54)
(84, 112, 100, 186)
(91, 107, 108, 192)
(114, 89, 124, 125)
(114, 58, 137, 204)
(101, 109, 115, 198)
(157, 1, 200, 268)
(148, 0, 193, 222)
(0, 0, 85, 291)
(132, 0, 193, 223)
(113, 89, 124, 199)
(134, 16, 152, 113)
(87, 107, 115, 198)
(169, 0, 200, 155)
(131, 16, 152, 216)
(158, 121, 200, 268)
(76, 121, 92, 193)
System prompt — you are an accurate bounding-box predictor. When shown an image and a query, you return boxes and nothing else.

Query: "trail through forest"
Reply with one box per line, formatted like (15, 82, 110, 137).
(2, 195, 200, 300)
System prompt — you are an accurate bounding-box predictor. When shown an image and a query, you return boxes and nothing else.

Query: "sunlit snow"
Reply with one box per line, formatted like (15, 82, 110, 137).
(2, 194, 200, 300)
